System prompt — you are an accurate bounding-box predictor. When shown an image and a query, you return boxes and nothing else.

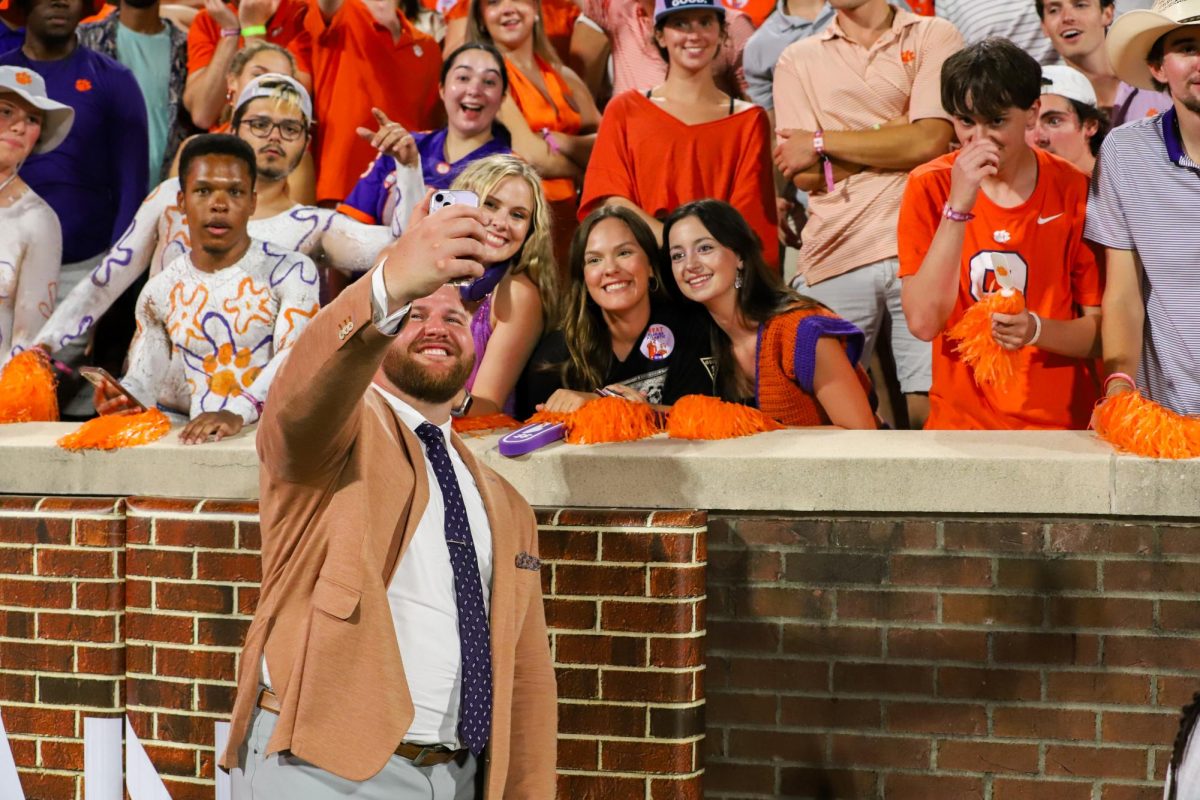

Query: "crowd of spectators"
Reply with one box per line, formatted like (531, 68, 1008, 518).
(0, 0, 1196, 441)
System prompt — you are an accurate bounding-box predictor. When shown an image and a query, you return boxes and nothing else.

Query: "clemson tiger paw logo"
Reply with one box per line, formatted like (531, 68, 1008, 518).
(15, 71, 33, 85)
(901, 50, 916, 64)
(75, 78, 92, 92)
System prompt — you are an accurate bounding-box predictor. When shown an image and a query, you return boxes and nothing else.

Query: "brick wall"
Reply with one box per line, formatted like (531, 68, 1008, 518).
(0, 497, 705, 800)
(706, 515, 1198, 800)
(0, 496, 125, 800)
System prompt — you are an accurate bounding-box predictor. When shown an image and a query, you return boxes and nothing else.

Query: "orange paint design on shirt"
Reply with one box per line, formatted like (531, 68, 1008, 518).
(166, 281, 209, 351)
(75, 79, 93, 92)
(901, 50, 916, 64)
(222, 277, 274, 335)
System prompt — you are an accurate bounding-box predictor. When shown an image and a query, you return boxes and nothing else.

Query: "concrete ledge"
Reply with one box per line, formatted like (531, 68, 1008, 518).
(0, 422, 1197, 517)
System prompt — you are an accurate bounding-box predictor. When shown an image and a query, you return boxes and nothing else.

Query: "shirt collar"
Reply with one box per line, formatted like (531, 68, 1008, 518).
(821, 4, 919, 43)
(371, 383, 452, 440)
(1161, 107, 1200, 169)
(775, 1, 834, 31)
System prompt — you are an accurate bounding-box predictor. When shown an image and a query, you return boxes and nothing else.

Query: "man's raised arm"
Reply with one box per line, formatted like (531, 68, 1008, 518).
(257, 202, 487, 482)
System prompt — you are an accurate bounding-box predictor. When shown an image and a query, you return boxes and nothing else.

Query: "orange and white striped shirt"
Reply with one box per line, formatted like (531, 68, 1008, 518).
(773, 8, 961, 285)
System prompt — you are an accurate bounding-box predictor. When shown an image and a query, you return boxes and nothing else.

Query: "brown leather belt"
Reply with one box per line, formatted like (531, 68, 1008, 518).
(256, 689, 467, 767)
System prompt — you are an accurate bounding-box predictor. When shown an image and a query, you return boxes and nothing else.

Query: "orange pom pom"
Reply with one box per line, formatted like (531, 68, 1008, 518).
(562, 396, 660, 444)
(1091, 390, 1200, 459)
(947, 289, 1025, 387)
(525, 409, 571, 426)
(57, 408, 172, 451)
(451, 413, 521, 434)
(666, 395, 784, 440)
(0, 351, 59, 423)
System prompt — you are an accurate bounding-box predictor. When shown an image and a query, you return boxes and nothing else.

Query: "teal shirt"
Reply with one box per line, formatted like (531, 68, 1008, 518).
(115, 23, 171, 191)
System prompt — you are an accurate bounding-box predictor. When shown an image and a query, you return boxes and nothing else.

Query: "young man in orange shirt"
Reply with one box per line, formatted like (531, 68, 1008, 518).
(299, 0, 441, 205)
(898, 37, 1104, 430)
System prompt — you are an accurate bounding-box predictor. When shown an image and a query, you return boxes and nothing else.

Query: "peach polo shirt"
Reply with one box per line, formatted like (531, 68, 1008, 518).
(773, 7, 961, 285)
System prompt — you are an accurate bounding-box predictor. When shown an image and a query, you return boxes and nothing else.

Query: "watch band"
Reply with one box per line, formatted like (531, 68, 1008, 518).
(450, 391, 474, 418)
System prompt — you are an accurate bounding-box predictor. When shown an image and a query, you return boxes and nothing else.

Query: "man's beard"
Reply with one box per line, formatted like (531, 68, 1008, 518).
(381, 345, 473, 404)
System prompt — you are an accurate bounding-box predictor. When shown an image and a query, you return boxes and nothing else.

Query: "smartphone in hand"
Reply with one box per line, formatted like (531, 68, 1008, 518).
(79, 366, 147, 413)
(428, 191, 484, 288)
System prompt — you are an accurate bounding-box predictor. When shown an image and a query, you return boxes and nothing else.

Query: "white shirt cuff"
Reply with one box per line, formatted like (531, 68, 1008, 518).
(224, 394, 261, 426)
(371, 265, 410, 335)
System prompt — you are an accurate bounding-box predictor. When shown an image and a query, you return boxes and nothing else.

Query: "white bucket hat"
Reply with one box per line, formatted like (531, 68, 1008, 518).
(0, 66, 74, 154)
(1041, 65, 1100, 107)
(1107, 0, 1200, 91)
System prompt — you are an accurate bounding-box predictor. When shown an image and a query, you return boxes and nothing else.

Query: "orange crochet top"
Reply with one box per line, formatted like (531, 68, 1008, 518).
(756, 307, 874, 427)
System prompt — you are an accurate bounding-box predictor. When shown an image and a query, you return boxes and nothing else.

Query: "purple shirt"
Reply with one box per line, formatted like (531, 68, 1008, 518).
(0, 28, 23, 56)
(1112, 82, 1173, 127)
(339, 124, 512, 225)
(0, 45, 149, 263)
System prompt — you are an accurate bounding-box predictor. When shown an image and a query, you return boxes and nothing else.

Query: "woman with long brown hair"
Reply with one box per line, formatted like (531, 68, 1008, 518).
(516, 205, 714, 416)
(663, 199, 877, 429)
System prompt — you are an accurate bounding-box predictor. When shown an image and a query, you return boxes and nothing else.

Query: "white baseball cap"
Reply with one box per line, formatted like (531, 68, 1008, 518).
(0, 66, 75, 154)
(234, 73, 314, 125)
(1041, 65, 1100, 108)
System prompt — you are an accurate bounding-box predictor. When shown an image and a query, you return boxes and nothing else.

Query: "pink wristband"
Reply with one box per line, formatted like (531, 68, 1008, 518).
(220, 27, 240, 37)
(1103, 372, 1135, 394)
(541, 127, 561, 155)
(813, 130, 835, 193)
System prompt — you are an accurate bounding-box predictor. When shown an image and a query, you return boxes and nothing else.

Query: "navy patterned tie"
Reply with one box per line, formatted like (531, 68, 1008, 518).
(414, 422, 493, 756)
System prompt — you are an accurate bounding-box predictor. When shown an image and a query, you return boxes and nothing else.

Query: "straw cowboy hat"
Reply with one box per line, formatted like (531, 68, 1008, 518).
(0, 66, 75, 153)
(1108, 0, 1200, 91)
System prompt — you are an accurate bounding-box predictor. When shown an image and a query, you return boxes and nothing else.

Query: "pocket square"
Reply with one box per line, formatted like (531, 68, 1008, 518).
(515, 552, 541, 571)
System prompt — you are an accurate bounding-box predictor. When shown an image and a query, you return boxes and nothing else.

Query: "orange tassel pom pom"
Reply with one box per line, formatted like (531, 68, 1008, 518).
(562, 396, 660, 444)
(666, 395, 783, 440)
(947, 289, 1025, 387)
(451, 413, 521, 434)
(1091, 390, 1200, 460)
(57, 408, 171, 451)
(524, 397, 660, 444)
(0, 351, 59, 423)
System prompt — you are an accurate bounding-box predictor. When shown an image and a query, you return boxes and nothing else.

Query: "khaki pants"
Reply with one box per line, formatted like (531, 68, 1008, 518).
(229, 707, 482, 800)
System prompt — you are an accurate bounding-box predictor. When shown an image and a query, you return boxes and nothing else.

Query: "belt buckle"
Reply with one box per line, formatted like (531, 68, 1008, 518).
(410, 746, 438, 767)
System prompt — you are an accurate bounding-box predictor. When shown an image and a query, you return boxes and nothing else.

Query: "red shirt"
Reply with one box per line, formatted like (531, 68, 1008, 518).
(898, 148, 1104, 430)
(297, 0, 441, 203)
(580, 91, 779, 270)
(186, 0, 309, 74)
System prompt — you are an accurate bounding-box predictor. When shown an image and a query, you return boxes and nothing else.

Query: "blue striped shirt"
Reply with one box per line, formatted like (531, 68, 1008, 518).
(1085, 110, 1200, 415)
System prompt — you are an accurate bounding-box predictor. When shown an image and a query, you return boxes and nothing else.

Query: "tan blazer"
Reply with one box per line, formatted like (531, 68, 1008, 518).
(219, 271, 558, 797)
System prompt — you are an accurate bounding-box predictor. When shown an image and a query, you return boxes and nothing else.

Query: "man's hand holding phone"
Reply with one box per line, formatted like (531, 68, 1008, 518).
(380, 189, 487, 308)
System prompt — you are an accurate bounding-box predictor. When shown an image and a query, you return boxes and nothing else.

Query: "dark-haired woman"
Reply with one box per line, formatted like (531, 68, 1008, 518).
(579, 0, 777, 269)
(664, 199, 878, 429)
(338, 42, 515, 226)
(516, 205, 714, 417)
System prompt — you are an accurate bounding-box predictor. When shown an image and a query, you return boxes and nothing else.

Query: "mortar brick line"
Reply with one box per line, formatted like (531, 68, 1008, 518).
(553, 629, 705, 640)
(706, 691, 1174, 714)
(546, 559, 707, 568)
(555, 768, 705, 779)
(541, 525, 705, 535)
(128, 511, 256, 523)
(1, 700, 125, 714)
(2, 575, 123, 586)
(0, 608, 125, 619)
(707, 615, 1198, 635)
(0, 511, 123, 521)
(559, 734, 705, 746)
(129, 642, 248, 655)
(125, 671, 238, 687)
(125, 705, 234, 719)
(558, 699, 705, 709)
(552, 594, 702, 604)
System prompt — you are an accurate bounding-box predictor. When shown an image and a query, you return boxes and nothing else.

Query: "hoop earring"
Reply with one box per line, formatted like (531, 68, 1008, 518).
(648, 274, 660, 293)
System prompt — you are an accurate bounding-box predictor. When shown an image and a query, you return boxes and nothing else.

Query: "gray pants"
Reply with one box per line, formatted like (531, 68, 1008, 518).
(230, 707, 481, 800)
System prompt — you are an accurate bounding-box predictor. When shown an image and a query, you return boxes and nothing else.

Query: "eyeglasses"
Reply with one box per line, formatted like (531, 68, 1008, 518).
(239, 116, 307, 141)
